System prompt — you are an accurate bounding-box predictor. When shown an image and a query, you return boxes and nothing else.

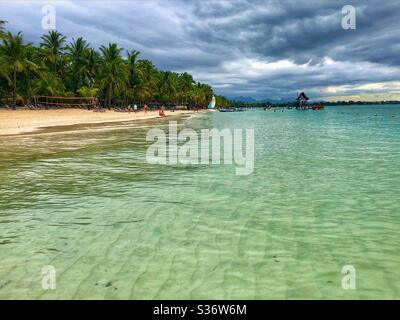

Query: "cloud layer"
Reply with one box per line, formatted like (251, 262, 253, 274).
(1, 0, 400, 101)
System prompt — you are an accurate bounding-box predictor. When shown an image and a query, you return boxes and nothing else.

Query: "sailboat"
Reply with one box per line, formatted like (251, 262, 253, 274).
(207, 96, 216, 109)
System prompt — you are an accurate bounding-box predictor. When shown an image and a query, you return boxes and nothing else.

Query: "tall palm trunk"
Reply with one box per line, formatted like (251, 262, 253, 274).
(107, 83, 112, 108)
(26, 76, 32, 104)
(12, 67, 17, 110)
(53, 51, 57, 77)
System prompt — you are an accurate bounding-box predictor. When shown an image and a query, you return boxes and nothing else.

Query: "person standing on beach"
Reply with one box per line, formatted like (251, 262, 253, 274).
(144, 104, 148, 114)
(134, 104, 138, 113)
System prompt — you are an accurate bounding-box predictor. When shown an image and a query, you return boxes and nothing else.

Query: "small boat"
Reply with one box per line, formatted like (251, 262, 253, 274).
(219, 108, 245, 112)
(311, 105, 325, 110)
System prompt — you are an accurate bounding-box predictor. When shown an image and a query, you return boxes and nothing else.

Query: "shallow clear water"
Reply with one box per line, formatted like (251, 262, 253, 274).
(0, 105, 400, 299)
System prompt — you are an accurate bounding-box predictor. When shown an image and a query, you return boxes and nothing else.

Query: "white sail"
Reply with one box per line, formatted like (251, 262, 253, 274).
(208, 96, 216, 109)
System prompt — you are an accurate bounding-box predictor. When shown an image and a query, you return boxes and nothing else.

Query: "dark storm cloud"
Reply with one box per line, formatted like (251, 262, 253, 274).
(186, 0, 400, 65)
(1, 0, 399, 100)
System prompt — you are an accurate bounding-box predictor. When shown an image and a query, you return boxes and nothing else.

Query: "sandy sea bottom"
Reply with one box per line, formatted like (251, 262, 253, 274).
(0, 105, 399, 299)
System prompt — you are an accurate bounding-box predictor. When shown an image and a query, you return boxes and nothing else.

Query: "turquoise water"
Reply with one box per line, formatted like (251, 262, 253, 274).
(0, 105, 400, 299)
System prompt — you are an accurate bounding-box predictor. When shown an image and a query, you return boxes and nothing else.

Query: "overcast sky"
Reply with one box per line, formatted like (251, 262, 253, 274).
(1, 0, 400, 101)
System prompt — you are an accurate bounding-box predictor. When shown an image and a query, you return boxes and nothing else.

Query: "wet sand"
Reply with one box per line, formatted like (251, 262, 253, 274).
(0, 109, 196, 136)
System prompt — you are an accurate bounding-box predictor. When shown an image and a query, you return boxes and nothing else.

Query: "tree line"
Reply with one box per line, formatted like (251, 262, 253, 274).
(0, 20, 232, 109)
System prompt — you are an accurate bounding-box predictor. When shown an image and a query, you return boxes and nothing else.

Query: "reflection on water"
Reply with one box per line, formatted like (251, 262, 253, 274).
(0, 106, 400, 299)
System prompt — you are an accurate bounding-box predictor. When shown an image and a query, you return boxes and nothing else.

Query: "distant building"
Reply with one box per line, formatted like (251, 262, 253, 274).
(296, 92, 309, 109)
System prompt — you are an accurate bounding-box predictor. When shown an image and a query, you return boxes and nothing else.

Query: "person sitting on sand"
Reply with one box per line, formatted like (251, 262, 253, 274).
(159, 106, 166, 117)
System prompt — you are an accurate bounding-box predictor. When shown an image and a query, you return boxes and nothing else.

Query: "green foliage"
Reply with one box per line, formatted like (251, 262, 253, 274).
(0, 31, 37, 107)
(32, 71, 65, 96)
(0, 21, 236, 108)
(98, 43, 127, 107)
(0, 20, 7, 39)
(40, 30, 66, 75)
(215, 95, 230, 108)
(77, 86, 99, 97)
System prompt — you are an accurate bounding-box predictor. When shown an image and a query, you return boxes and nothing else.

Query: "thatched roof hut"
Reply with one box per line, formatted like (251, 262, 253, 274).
(296, 92, 310, 101)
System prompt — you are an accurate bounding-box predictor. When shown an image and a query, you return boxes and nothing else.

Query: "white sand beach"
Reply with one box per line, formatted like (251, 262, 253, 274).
(0, 109, 198, 135)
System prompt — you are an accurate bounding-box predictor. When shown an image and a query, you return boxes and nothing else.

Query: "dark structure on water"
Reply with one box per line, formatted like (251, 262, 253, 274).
(296, 92, 310, 110)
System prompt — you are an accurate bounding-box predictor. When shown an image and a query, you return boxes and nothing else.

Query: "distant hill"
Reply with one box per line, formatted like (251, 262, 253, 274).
(227, 96, 291, 104)
(228, 96, 260, 103)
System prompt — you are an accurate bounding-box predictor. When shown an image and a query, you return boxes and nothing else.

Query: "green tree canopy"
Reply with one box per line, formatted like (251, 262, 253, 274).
(0, 22, 234, 109)
(0, 32, 37, 108)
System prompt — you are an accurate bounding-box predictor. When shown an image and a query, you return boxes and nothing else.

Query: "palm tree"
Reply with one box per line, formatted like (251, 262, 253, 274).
(98, 43, 126, 107)
(84, 48, 100, 87)
(126, 50, 140, 99)
(77, 86, 99, 98)
(0, 65, 10, 89)
(32, 71, 65, 96)
(200, 83, 213, 106)
(0, 32, 36, 108)
(0, 18, 223, 110)
(66, 37, 90, 90)
(178, 72, 194, 104)
(40, 30, 66, 75)
(23, 45, 40, 102)
(136, 59, 157, 103)
(0, 20, 7, 39)
(0, 21, 10, 83)
(189, 85, 202, 107)
(158, 71, 178, 103)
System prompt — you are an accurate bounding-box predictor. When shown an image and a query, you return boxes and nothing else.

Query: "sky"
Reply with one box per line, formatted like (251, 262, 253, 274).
(1, 0, 400, 102)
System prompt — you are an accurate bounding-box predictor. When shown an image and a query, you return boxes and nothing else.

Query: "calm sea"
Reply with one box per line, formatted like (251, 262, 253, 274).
(0, 105, 399, 299)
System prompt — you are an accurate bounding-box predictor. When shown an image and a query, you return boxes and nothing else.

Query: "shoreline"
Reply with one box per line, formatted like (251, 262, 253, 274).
(0, 109, 203, 136)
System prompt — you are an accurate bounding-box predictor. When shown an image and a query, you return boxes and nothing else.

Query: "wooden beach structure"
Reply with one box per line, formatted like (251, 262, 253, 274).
(32, 96, 98, 109)
(296, 92, 325, 110)
(261, 92, 324, 111)
(296, 92, 310, 110)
